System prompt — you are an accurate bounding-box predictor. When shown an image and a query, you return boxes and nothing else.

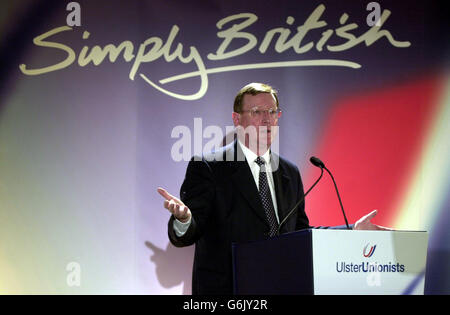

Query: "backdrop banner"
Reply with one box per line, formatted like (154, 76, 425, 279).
(0, 0, 448, 294)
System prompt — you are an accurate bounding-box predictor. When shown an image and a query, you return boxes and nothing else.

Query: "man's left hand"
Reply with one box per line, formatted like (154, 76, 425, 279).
(353, 210, 393, 231)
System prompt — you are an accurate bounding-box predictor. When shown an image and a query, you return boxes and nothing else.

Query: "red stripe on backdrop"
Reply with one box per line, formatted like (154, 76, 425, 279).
(304, 74, 444, 228)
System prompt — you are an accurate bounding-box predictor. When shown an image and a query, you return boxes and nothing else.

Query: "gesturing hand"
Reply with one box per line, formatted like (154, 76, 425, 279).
(353, 210, 392, 231)
(157, 187, 191, 223)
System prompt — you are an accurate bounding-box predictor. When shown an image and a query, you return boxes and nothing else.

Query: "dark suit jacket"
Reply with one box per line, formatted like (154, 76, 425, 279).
(168, 140, 310, 295)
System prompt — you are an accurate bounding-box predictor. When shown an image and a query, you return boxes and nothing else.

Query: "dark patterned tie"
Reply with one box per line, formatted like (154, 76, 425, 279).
(255, 156, 279, 237)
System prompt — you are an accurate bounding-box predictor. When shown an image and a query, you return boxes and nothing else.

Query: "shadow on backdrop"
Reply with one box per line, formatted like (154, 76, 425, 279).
(145, 241, 194, 295)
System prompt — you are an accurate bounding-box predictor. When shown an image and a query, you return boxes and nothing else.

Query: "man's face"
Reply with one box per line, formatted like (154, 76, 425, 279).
(232, 93, 281, 153)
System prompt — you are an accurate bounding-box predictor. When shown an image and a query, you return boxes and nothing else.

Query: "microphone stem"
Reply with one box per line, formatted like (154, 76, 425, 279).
(277, 167, 324, 234)
(324, 167, 350, 230)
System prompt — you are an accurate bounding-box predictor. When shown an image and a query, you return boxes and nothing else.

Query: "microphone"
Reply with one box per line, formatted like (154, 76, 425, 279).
(277, 161, 324, 235)
(310, 156, 325, 168)
(310, 156, 350, 230)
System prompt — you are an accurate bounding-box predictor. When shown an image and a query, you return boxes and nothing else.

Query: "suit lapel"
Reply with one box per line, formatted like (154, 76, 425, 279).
(228, 141, 269, 226)
(227, 142, 294, 230)
(271, 154, 291, 233)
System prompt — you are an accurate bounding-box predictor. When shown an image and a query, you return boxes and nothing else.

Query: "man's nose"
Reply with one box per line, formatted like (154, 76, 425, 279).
(261, 110, 271, 121)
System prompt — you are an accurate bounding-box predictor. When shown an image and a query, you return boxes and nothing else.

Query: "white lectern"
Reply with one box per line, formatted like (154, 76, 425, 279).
(232, 229, 428, 295)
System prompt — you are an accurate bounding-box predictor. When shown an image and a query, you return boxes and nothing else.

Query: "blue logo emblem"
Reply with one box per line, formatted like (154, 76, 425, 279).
(363, 243, 376, 258)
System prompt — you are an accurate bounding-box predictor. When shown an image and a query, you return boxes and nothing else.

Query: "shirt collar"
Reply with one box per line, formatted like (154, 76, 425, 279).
(237, 139, 271, 166)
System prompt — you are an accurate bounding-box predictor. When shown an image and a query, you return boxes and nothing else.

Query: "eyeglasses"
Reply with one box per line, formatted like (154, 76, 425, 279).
(238, 107, 282, 119)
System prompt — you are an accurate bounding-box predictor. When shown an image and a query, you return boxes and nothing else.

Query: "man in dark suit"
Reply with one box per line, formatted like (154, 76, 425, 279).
(157, 82, 388, 294)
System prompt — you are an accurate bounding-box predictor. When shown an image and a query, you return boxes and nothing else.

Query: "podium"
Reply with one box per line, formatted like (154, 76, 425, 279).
(232, 229, 428, 295)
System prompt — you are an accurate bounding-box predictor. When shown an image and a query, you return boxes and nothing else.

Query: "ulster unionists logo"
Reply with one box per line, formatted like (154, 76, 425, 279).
(336, 243, 405, 273)
(363, 243, 376, 258)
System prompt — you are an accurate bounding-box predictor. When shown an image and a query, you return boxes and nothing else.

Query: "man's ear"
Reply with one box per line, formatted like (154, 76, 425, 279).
(232, 112, 240, 127)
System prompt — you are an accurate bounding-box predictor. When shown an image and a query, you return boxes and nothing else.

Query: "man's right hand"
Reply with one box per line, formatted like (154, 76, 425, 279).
(157, 187, 191, 223)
